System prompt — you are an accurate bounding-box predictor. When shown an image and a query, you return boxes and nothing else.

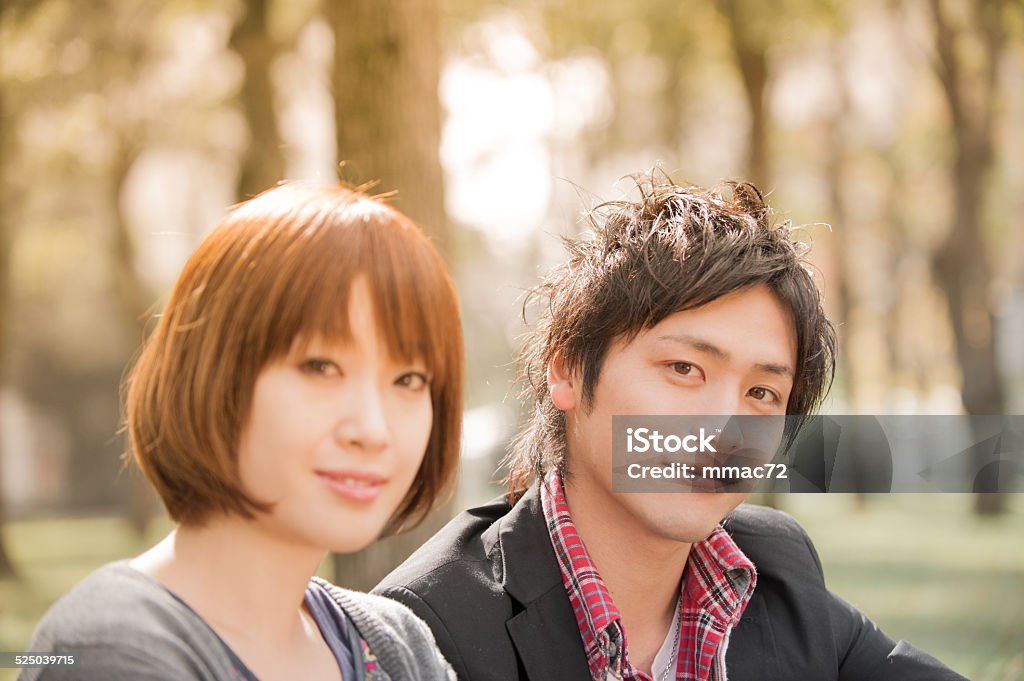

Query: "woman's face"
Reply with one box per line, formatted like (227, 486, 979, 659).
(236, 278, 434, 553)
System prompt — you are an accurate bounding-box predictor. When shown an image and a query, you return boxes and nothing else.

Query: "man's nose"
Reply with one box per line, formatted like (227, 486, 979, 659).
(714, 416, 746, 455)
(700, 389, 743, 454)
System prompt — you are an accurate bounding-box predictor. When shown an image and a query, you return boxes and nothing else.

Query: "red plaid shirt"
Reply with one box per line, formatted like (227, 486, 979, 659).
(540, 473, 756, 681)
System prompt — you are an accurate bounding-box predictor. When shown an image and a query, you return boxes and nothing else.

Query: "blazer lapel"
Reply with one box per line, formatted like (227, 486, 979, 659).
(490, 484, 593, 681)
(507, 585, 594, 681)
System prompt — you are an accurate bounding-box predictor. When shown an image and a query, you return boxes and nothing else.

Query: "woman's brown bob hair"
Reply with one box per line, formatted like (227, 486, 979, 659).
(125, 183, 463, 532)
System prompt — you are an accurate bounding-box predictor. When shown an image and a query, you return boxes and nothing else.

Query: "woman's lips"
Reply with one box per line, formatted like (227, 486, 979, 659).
(316, 470, 386, 502)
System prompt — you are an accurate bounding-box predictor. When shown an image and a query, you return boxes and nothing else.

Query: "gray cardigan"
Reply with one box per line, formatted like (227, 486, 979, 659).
(19, 561, 455, 681)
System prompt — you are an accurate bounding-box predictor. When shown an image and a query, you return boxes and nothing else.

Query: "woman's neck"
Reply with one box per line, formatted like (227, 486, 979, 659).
(130, 515, 327, 647)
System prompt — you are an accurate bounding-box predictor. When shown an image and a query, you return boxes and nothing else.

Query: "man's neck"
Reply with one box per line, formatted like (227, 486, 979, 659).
(561, 474, 690, 674)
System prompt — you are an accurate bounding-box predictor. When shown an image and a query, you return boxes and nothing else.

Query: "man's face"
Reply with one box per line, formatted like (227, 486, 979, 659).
(551, 284, 798, 544)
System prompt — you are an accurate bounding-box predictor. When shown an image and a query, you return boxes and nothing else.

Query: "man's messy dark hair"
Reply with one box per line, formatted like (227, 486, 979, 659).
(503, 170, 837, 501)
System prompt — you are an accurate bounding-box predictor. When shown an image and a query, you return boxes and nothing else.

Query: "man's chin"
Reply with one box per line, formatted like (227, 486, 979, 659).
(634, 495, 746, 543)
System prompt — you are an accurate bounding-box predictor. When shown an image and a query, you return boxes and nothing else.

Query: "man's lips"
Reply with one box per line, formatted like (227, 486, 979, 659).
(315, 470, 388, 502)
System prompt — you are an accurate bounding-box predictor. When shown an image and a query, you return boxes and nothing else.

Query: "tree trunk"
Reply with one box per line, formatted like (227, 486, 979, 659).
(718, 0, 770, 189)
(929, 0, 1008, 514)
(824, 43, 852, 404)
(329, 0, 449, 251)
(230, 0, 286, 200)
(0, 65, 17, 578)
(822, 44, 877, 510)
(0, 226, 16, 577)
(108, 140, 159, 535)
(327, 0, 452, 588)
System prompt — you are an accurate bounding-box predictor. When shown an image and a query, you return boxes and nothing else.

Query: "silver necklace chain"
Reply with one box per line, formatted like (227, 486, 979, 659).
(659, 598, 683, 681)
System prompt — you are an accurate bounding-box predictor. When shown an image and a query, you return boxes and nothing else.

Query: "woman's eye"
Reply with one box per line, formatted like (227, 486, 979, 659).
(748, 386, 780, 403)
(396, 372, 430, 391)
(300, 359, 341, 377)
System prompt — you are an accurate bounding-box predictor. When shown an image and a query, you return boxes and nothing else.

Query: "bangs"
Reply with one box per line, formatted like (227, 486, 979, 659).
(240, 192, 455, 382)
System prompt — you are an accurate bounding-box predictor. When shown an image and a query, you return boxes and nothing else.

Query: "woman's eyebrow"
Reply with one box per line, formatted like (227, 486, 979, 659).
(655, 333, 794, 378)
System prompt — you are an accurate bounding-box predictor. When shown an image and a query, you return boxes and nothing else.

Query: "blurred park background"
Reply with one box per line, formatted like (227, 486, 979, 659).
(0, 0, 1023, 679)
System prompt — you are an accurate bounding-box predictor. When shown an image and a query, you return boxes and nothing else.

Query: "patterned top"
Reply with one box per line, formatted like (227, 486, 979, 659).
(540, 473, 757, 681)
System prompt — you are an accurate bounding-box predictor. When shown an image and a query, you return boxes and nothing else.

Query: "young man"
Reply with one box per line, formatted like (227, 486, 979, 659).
(375, 174, 966, 680)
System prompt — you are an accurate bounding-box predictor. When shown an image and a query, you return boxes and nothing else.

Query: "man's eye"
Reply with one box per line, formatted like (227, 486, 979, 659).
(671, 362, 696, 376)
(396, 372, 430, 391)
(300, 359, 341, 377)
(748, 386, 780, 403)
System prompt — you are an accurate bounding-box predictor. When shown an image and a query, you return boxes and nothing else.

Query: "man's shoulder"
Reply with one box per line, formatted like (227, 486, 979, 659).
(374, 489, 556, 680)
(724, 503, 825, 581)
(725, 502, 809, 538)
(376, 493, 514, 596)
(377, 496, 827, 593)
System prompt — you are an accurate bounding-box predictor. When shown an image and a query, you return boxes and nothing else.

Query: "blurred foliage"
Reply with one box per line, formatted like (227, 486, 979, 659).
(784, 494, 1024, 680)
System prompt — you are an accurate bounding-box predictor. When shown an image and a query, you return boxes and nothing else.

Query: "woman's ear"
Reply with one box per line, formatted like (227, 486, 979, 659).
(548, 350, 578, 412)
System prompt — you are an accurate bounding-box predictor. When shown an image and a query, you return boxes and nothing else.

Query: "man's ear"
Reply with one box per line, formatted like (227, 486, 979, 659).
(548, 350, 578, 412)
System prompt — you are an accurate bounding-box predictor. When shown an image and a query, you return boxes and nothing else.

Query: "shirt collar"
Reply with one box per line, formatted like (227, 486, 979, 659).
(540, 473, 623, 638)
(539, 472, 757, 678)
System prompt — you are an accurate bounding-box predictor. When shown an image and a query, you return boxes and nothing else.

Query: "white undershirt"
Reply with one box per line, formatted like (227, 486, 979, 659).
(649, 597, 682, 681)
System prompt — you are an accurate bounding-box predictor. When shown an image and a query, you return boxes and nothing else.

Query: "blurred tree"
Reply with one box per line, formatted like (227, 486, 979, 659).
(929, 0, 1010, 514)
(1, 0, 233, 525)
(715, 0, 842, 187)
(538, 0, 710, 171)
(823, 40, 853, 398)
(230, 0, 286, 199)
(327, 0, 451, 590)
(0, 59, 17, 578)
(109, 133, 160, 535)
(716, 0, 770, 188)
(329, 0, 448, 251)
(98, 5, 164, 535)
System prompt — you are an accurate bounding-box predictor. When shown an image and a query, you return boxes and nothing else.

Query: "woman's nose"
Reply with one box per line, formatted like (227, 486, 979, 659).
(334, 382, 390, 452)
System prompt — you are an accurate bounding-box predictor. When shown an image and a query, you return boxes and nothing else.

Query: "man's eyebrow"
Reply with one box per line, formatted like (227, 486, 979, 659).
(754, 362, 795, 378)
(657, 333, 729, 360)
(655, 333, 795, 378)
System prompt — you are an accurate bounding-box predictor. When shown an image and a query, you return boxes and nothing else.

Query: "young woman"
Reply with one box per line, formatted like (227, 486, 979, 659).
(22, 184, 462, 681)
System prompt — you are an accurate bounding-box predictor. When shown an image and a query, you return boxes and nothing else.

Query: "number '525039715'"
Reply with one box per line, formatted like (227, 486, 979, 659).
(12, 654, 77, 666)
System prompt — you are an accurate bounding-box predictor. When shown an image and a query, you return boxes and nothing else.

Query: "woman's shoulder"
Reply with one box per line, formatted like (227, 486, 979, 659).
(23, 561, 235, 681)
(310, 577, 456, 681)
(31, 561, 180, 640)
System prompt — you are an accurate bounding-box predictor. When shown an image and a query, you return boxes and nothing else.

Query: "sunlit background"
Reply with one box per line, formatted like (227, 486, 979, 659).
(1, 1, 1023, 679)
